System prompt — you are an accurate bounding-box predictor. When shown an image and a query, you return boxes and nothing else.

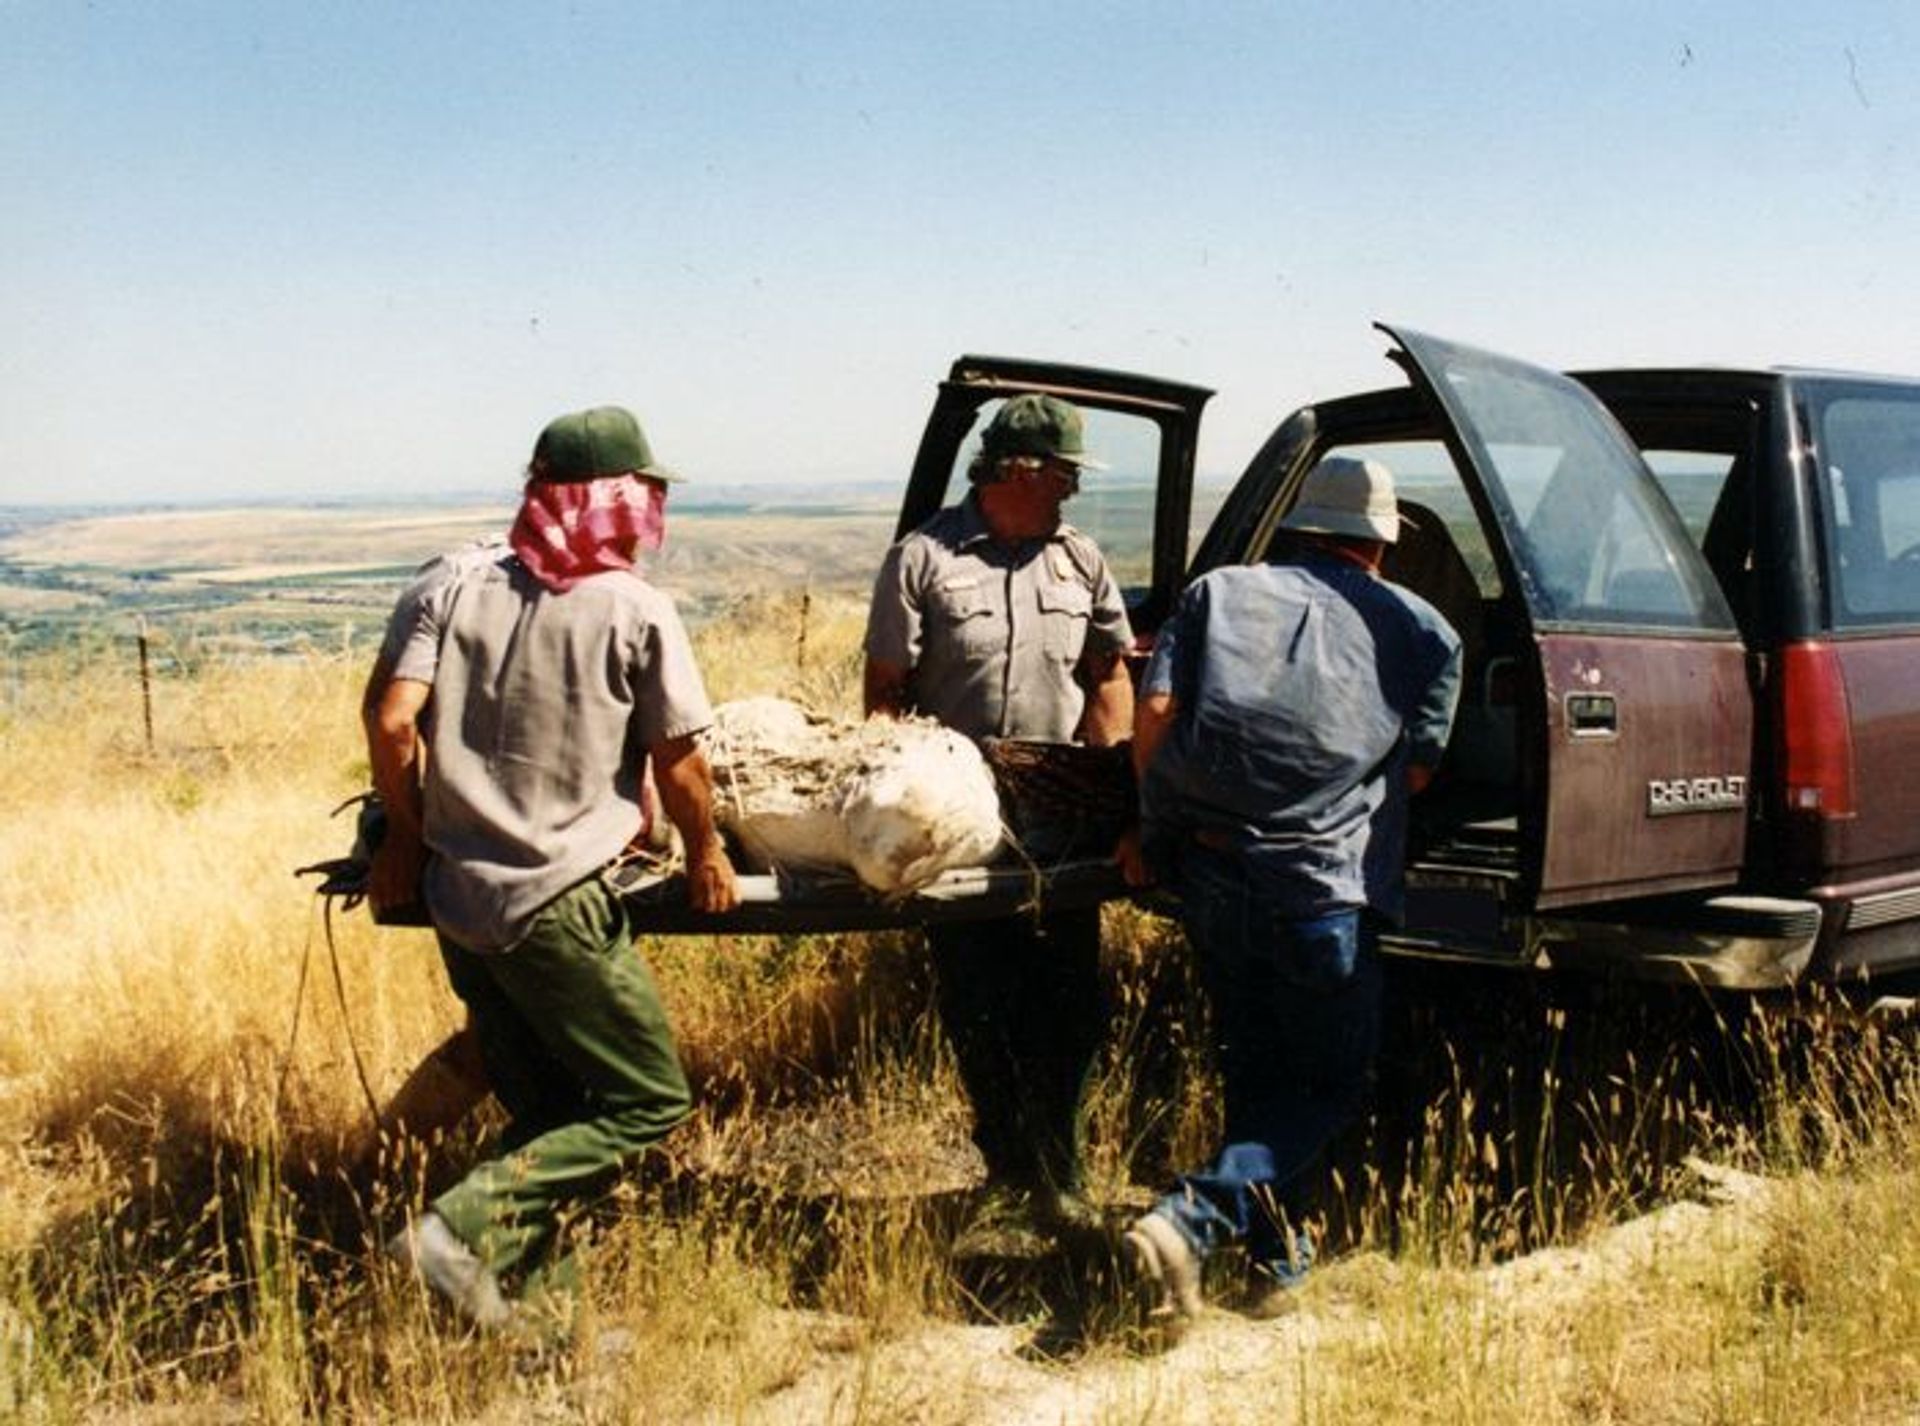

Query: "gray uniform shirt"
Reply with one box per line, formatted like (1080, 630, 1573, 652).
(381, 538, 714, 952)
(864, 494, 1132, 741)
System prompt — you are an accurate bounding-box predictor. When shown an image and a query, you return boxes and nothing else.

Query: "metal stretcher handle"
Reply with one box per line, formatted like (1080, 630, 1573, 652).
(609, 857, 1131, 933)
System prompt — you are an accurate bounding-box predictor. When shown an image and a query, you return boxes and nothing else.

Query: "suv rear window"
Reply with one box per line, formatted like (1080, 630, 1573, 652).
(1640, 451, 1739, 546)
(1417, 339, 1735, 632)
(1811, 386, 1920, 627)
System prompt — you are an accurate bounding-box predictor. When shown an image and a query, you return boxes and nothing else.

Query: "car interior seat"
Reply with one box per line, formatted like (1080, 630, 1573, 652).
(1385, 499, 1514, 832)
(1383, 499, 1486, 673)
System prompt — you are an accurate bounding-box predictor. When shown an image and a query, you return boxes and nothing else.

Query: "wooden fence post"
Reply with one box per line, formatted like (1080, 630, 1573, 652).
(136, 616, 155, 754)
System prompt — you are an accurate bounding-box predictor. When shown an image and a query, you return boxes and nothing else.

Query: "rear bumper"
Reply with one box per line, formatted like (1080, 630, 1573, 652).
(1527, 895, 1825, 989)
(610, 857, 1128, 933)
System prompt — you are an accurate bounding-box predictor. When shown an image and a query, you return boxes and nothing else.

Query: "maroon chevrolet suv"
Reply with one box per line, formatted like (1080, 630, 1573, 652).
(628, 326, 1920, 993)
(879, 327, 1920, 991)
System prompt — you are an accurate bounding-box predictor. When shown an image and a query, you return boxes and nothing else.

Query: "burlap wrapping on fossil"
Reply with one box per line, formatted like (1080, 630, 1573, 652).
(702, 699, 1137, 897)
(704, 698, 1004, 896)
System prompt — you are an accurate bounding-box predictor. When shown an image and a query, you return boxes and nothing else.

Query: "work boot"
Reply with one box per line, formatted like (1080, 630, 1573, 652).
(955, 1180, 1102, 1256)
(1034, 1187, 1103, 1237)
(1237, 1276, 1303, 1321)
(1240, 1228, 1314, 1319)
(1120, 1212, 1203, 1335)
(385, 1211, 513, 1330)
(952, 1184, 1052, 1259)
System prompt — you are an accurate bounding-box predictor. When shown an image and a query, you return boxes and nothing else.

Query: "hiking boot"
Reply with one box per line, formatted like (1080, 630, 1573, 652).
(952, 1185, 1053, 1259)
(1236, 1277, 1303, 1321)
(1237, 1235, 1313, 1320)
(1033, 1187, 1104, 1237)
(385, 1211, 513, 1330)
(1120, 1212, 1203, 1332)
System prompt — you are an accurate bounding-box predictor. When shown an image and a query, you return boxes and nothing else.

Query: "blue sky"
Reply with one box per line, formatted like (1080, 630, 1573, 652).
(3, 2, 1916, 505)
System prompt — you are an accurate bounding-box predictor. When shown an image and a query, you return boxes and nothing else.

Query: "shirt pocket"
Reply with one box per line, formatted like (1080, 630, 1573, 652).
(1036, 579, 1094, 663)
(931, 578, 1000, 655)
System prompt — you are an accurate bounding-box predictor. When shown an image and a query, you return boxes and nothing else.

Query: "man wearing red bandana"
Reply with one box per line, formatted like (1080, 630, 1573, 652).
(364, 405, 737, 1333)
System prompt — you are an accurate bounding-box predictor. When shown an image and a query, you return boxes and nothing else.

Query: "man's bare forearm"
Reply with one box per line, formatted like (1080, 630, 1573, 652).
(653, 736, 722, 851)
(653, 733, 739, 912)
(364, 675, 432, 915)
(368, 677, 432, 838)
(1078, 652, 1134, 747)
(1131, 691, 1178, 780)
(863, 657, 911, 718)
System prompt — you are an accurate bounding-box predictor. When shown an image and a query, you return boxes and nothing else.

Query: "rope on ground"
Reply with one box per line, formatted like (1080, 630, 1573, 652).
(323, 893, 384, 1129)
(288, 793, 388, 1131)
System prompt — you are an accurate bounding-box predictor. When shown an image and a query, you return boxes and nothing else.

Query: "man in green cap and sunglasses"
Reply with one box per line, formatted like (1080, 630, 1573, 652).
(364, 404, 738, 1332)
(864, 393, 1134, 1242)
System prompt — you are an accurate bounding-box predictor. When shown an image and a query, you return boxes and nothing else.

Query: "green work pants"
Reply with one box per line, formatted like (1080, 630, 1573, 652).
(431, 875, 691, 1287)
(926, 905, 1105, 1195)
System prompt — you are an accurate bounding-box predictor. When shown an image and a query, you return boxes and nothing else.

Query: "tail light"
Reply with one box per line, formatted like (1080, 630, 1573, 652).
(1777, 641, 1856, 819)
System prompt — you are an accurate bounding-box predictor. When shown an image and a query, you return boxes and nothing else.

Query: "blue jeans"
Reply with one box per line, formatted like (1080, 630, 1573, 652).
(1153, 846, 1382, 1281)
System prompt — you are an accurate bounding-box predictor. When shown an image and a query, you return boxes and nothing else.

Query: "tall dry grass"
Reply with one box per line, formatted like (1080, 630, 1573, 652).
(1283, 996, 1920, 1425)
(0, 594, 1192, 1418)
(2, 595, 1919, 1421)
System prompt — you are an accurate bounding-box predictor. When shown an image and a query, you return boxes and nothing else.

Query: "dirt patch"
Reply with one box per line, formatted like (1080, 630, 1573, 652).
(721, 1158, 1777, 1425)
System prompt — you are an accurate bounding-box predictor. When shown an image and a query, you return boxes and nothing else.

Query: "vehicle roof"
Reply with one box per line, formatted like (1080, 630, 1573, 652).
(1261, 363, 1920, 437)
(1576, 364, 1920, 390)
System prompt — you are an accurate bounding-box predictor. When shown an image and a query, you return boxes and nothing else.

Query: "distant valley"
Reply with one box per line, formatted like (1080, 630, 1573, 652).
(0, 487, 905, 654)
(0, 475, 1231, 657)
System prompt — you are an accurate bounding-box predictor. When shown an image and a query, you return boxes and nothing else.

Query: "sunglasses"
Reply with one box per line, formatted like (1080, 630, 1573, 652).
(1007, 456, 1082, 495)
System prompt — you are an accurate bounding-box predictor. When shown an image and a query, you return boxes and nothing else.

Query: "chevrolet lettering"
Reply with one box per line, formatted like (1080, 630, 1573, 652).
(1647, 775, 1748, 817)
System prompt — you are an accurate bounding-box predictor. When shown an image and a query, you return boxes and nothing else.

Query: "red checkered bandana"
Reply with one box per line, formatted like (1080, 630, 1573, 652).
(509, 474, 667, 593)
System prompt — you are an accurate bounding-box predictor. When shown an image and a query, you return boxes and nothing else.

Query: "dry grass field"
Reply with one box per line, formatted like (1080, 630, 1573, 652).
(4, 585, 1920, 1422)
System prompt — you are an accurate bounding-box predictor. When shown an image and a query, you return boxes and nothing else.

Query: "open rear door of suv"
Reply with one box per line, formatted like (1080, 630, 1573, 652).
(1388, 326, 1754, 910)
(898, 355, 1213, 640)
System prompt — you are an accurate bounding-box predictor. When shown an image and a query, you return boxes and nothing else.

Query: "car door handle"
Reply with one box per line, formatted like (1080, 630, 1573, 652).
(1566, 692, 1618, 738)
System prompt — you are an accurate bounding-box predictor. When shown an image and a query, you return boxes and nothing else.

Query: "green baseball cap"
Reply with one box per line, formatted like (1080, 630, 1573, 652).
(530, 405, 682, 483)
(981, 393, 1107, 471)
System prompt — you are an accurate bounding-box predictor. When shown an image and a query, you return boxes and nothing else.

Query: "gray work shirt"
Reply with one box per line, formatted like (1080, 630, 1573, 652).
(1140, 554, 1462, 922)
(864, 494, 1132, 742)
(380, 537, 714, 952)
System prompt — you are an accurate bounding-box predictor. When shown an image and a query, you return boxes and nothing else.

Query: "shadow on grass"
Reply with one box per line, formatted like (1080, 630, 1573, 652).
(19, 939, 1917, 1408)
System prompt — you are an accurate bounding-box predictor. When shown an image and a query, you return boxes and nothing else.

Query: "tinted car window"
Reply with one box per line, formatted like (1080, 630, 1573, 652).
(1640, 451, 1739, 546)
(1422, 345, 1734, 630)
(1812, 388, 1920, 627)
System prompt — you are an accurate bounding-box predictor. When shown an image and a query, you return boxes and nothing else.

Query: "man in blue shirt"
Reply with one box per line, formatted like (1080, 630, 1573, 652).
(1118, 456, 1461, 1332)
